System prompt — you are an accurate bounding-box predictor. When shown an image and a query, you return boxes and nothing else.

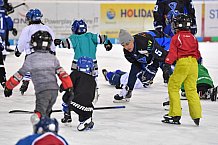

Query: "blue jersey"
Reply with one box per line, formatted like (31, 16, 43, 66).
(124, 30, 171, 65)
(153, 0, 196, 37)
(0, 9, 13, 39)
(0, 0, 4, 6)
(16, 132, 69, 145)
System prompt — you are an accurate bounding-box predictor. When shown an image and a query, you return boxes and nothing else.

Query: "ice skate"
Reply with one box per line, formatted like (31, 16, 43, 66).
(162, 100, 170, 111)
(181, 91, 186, 97)
(113, 90, 132, 103)
(162, 114, 181, 125)
(61, 112, 72, 124)
(193, 118, 200, 126)
(77, 117, 94, 131)
(20, 80, 30, 95)
(210, 86, 217, 101)
(102, 69, 108, 81)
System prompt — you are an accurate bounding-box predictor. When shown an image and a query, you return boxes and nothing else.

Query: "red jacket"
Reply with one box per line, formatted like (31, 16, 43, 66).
(165, 31, 201, 65)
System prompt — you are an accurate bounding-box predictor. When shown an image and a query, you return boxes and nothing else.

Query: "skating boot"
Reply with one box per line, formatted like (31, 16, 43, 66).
(162, 114, 181, 125)
(102, 69, 108, 81)
(210, 86, 218, 101)
(20, 80, 30, 95)
(162, 100, 170, 111)
(77, 117, 94, 131)
(113, 90, 132, 103)
(61, 112, 72, 123)
(193, 118, 200, 126)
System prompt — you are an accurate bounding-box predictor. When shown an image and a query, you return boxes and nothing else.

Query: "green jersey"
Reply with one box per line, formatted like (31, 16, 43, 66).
(68, 32, 99, 60)
(181, 64, 214, 90)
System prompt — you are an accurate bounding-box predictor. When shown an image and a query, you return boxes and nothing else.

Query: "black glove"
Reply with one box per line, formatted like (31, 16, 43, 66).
(49, 51, 56, 55)
(162, 63, 171, 83)
(4, 87, 12, 97)
(12, 28, 18, 36)
(104, 40, 112, 51)
(62, 88, 75, 104)
(59, 84, 65, 93)
(190, 25, 197, 35)
(14, 46, 21, 57)
(54, 39, 62, 46)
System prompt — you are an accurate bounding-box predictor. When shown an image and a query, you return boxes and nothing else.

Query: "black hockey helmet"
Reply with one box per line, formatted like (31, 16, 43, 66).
(171, 14, 192, 32)
(30, 30, 52, 51)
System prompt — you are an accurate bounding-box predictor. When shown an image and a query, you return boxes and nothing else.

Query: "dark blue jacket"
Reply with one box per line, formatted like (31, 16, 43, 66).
(123, 30, 171, 90)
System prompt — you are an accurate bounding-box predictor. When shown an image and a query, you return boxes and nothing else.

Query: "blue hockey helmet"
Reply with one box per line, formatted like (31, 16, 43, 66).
(26, 8, 43, 24)
(34, 116, 59, 134)
(71, 19, 87, 34)
(77, 56, 94, 75)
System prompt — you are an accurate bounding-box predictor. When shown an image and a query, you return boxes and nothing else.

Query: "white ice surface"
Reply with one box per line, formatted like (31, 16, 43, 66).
(0, 43, 218, 145)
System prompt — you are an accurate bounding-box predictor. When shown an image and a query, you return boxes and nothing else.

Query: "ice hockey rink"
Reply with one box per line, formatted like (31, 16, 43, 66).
(0, 42, 218, 145)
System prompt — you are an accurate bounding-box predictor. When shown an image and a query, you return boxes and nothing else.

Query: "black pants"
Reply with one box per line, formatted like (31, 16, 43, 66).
(0, 51, 6, 84)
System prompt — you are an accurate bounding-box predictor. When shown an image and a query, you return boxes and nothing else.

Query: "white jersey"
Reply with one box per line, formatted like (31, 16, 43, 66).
(120, 73, 144, 89)
(18, 24, 56, 55)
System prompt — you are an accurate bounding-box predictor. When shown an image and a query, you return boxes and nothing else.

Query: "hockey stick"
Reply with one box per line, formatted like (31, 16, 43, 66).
(9, 106, 125, 114)
(13, 3, 26, 9)
(7, 3, 26, 15)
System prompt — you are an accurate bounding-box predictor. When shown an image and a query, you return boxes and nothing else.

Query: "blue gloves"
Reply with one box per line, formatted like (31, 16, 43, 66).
(137, 56, 147, 64)
(137, 65, 157, 87)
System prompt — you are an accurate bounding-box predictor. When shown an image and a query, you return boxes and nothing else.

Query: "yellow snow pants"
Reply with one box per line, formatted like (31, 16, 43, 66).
(168, 56, 202, 119)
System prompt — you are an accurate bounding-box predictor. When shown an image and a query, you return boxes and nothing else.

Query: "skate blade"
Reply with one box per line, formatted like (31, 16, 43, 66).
(63, 122, 72, 127)
(161, 120, 181, 125)
(113, 98, 130, 103)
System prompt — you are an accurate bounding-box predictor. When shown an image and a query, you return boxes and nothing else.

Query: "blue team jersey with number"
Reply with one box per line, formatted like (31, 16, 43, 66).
(0, 9, 13, 39)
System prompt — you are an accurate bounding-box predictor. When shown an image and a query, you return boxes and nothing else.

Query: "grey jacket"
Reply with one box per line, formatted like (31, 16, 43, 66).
(18, 52, 61, 94)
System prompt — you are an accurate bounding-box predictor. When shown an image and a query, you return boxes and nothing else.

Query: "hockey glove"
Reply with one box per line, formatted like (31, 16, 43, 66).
(137, 65, 157, 87)
(15, 46, 21, 57)
(162, 63, 171, 83)
(12, 28, 18, 36)
(104, 40, 112, 51)
(190, 25, 197, 35)
(137, 56, 147, 64)
(49, 51, 56, 56)
(62, 88, 75, 104)
(4, 87, 12, 97)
